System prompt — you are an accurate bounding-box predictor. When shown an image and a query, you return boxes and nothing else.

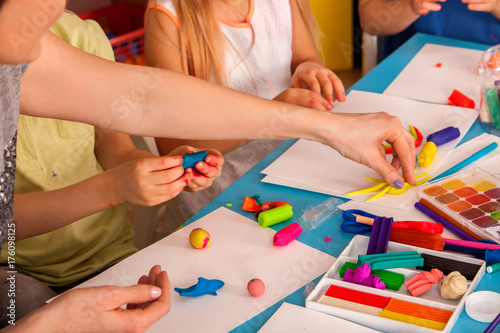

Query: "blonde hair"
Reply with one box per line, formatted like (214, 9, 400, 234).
(149, 0, 322, 86)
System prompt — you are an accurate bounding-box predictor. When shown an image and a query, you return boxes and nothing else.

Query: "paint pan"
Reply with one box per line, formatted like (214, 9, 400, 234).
(418, 168, 500, 244)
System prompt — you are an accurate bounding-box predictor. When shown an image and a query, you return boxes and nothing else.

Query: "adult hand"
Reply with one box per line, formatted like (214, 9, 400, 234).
(410, 0, 446, 15)
(290, 61, 346, 108)
(462, 0, 500, 13)
(110, 155, 190, 206)
(274, 88, 331, 111)
(168, 146, 224, 192)
(25, 265, 170, 333)
(323, 112, 416, 188)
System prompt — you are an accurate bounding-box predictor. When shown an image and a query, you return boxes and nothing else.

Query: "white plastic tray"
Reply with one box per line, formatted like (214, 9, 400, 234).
(305, 235, 485, 333)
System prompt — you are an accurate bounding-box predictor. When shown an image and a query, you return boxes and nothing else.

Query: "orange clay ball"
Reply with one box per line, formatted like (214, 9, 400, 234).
(189, 228, 210, 249)
(247, 278, 265, 297)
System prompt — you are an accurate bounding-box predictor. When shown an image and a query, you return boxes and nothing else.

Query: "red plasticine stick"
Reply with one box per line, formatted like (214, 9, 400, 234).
(448, 89, 475, 109)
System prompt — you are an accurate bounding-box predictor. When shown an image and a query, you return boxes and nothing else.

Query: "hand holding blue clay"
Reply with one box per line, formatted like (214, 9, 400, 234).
(182, 151, 208, 169)
(174, 277, 224, 297)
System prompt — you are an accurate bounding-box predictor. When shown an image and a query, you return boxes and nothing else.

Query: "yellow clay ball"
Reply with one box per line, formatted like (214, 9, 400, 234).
(189, 228, 211, 249)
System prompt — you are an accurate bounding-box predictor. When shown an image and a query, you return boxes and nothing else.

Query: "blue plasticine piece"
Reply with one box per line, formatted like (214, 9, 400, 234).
(174, 277, 225, 297)
(358, 251, 424, 270)
(427, 126, 460, 146)
(182, 151, 208, 169)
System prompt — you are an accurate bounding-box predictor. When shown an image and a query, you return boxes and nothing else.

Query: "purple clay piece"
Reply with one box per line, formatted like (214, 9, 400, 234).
(367, 217, 393, 255)
(427, 126, 460, 146)
(367, 217, 383, 255)
(371, 276, 386, 290)
(343, 268, 386, 290)
(352, 263, 371, 283)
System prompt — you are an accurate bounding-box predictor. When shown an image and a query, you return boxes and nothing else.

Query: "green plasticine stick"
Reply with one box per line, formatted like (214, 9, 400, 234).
(485, 87, 500, 129)
(258, 204, 293, 227)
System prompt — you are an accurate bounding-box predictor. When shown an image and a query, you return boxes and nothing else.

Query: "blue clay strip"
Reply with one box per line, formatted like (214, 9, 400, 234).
(182, 151, 208, 169)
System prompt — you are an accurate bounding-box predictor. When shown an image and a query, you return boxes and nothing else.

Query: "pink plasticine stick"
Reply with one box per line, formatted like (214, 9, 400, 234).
(273, 223, 302, 246)
(443, 238, 500, 251)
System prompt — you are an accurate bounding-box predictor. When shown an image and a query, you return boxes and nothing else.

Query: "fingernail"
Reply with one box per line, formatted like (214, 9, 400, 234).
(206, 156, 211, 163)
(151, 287, 162, 299)
(393, 179, 404, 189)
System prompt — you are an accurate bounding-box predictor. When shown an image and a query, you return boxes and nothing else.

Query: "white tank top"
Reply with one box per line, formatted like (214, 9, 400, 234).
(154, 0, 293, 99)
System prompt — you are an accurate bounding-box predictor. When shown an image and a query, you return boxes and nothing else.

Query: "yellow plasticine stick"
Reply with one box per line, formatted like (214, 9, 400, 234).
(345, 182, 388, 196)
(387, 183, 410, 195)
(362, 176, 387, 183)
(415, 175, 432, 186)
(415, 172, 429, 179)
(417, 141, 437, 167)
(367, 184, 391, 202)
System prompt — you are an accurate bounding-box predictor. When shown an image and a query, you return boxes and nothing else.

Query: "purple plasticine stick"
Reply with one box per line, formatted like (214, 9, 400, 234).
(273, 222, 302, 246)
(378, 217, 393, 254)
(427, 126, 460, 146)
(367, 217, 393, 255)
(367, 217, 383, 255)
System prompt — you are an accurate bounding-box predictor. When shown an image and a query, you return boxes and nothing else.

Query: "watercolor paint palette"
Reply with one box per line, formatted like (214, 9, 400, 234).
(418, 168, 500, 243)
(305, 235, 485, 333)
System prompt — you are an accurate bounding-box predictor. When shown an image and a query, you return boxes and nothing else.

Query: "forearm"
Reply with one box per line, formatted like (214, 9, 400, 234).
(1, 307, 53, 333)
(155, 138, 250, 156)
(21, 32, 319, 144)
(359, 0, 420, 36)
(13, 171, 119, 240)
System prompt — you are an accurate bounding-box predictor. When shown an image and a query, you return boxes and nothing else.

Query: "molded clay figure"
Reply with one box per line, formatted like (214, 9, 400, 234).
(175, 277, 224, 297)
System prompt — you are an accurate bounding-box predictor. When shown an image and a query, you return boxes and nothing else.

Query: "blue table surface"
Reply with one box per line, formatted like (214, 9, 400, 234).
(185, 33, 498, 333)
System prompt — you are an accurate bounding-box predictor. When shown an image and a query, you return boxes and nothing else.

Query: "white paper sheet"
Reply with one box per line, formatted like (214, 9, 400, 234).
(261, 90, 478, 209)
(258, 302, 380, 333)
(384, 44, 483, 108)
(71, 207, 335, 333)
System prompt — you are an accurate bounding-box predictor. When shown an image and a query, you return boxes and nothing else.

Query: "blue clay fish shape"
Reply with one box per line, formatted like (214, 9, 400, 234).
(175, 277, 225, 297)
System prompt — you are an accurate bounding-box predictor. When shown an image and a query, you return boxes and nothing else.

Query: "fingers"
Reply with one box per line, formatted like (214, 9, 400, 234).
(116, 271, 171, 329)
(464, 0, 497, 12)
(147, 265, 162, 285)
(387, 127, 416, 186)
(293, 90, 330, 110)
(104, 284, 163, 310)
(204, 149, 224, 168)
(329, 72, 346, 103)
(141, 270, 171, 323)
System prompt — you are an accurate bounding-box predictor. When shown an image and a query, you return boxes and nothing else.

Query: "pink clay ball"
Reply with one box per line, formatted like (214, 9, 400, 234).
(247, 278, 265, 297)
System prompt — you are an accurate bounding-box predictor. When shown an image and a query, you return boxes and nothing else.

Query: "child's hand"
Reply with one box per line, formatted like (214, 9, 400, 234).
(290, 61, 346, 108)
(274, 88, 331, 111)
(168, 146, 224, 192)
(111, 155, 190, 206)
(39, 265, 170, 332)
(410, 0, 446, 15)
(462, 0, 500, 13)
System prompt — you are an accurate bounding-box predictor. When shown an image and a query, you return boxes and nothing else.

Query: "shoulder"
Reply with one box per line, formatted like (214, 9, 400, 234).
(148, 0, 179, 27)
(50, 11, 114, 62)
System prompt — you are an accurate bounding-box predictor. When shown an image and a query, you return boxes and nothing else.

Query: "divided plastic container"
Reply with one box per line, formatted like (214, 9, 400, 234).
(306, 235, 485, 332)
